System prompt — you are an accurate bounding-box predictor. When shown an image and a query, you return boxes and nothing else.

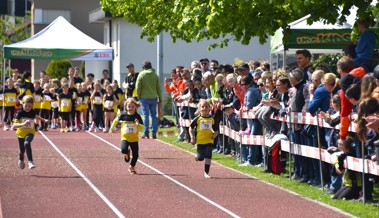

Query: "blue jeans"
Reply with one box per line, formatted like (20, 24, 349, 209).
(140, 98, 158, 136)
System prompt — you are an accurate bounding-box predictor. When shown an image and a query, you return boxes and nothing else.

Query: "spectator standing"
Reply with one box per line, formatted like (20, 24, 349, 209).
(123, 63, 139, 99)
(135, 61, 163, 139)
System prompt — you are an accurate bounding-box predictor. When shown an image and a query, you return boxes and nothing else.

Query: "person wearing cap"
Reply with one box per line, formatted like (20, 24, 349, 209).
(123, 63, 139, 99)
(135, 61, 163, 139)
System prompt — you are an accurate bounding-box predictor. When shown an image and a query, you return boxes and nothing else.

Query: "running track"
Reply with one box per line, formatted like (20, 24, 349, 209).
(0, 129, 352, 218)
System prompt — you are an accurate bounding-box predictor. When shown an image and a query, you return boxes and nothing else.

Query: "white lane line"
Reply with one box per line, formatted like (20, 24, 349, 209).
(39, 132, 125, 218)
(88, 132, 240, 218)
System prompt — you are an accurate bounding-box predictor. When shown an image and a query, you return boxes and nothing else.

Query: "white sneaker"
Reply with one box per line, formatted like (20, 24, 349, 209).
(3, 126, 9, 131)
(18, 160, 25, 169)
(28, 161, 36, 169)
(238, 162, 253, 167)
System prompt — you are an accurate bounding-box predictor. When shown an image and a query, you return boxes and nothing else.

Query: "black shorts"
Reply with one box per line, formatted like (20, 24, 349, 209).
(196, 143, 213, 161)
(60, 112, 70, 121)
(104, 108, 114, 112)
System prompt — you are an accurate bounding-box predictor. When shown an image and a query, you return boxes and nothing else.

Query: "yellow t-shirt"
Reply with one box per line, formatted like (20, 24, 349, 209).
(110, 112, 143, 142)
(190, 115, 217, 145)
(58, 92, 73, 112)
(14, 109, 37, 138)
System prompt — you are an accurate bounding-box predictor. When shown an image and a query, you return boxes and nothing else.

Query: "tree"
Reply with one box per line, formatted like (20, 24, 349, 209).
(100, 0, 378, 48)
(46, 60, 72, 80)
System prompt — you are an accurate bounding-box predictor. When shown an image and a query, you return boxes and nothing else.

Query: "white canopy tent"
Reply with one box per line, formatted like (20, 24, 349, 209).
(1, 16, 113, 126)
(3, 16, 113, 60)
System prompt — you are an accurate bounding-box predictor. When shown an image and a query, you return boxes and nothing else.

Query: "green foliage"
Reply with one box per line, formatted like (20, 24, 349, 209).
(46, 60, 72, 80)
(79, 61, 85, 79)
(313, 53, 343, 75)
(163, 94, 173, 115)
(100, 0, 378, 48)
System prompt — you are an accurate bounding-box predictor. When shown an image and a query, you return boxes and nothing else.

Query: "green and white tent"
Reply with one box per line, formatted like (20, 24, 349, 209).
(3, 16, 113, 60)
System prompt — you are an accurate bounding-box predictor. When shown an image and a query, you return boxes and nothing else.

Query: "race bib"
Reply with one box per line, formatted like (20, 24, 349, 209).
(82, 98, 88, 104)
(7, 96, 16, 102)
(34, 95, 41, 102)
(124, 124, 137, 134)
(77, 97, 83, 103)
(105, 100, 113, 107)
(94, 96, 102, 104)
(43, 95, 52, 101)
(0, 94, 3, 100)
(22, 118, 35, 129)
(52, 101, 59, 108)
(61, 99, 69, 107)
(200, 120, 212, 131)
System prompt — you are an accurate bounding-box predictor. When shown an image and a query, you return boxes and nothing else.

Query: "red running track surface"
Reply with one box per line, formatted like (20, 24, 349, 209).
(0, 128, 352, 218)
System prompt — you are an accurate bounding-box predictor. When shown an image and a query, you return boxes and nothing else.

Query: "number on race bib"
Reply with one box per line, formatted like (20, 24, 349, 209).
(77, 97, 83, 103)
(34, 95, 41, 102)
(105, 100, 113, 107)
(61, 100, 69, 107)
(200, 120, 212, 130)
(52, 101, 59, 108)
(7, 96, 16, 102)
(124, 124, 137, 134)
(43, 95, 52, 101)
(94, 96, 102, 103)
(22, 118, 35, 129)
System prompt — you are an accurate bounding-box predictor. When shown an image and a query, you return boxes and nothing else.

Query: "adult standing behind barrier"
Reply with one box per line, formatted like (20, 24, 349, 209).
(239, 75, 262, 166)
(135, 61, 163, 139)
(309, 73, 339, 191)
(288, 68, 307, 181)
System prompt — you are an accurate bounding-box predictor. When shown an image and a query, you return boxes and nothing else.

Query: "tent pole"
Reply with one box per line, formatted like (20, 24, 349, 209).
(1, 58, 6, 128)
(283, 50, 287, 69)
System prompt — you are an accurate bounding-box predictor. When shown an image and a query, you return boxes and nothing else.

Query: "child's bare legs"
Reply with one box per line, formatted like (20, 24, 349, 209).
(81, 110, 87, 130)
(204, 158, 211, 178)
(104, 112, 111, 132)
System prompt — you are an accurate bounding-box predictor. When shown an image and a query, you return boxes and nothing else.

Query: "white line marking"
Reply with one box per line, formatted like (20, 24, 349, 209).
(39, 132, 125, 218)
(88, 132, 240, 218)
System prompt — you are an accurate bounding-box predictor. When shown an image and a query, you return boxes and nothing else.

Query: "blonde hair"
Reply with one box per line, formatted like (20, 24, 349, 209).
(321, 73, 337, 86)
(124, 98, 141, 109)
(194, 99, 211, 116)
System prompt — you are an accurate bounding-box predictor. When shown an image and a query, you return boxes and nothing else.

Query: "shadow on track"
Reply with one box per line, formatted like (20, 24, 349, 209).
(31, 175, 82, 179)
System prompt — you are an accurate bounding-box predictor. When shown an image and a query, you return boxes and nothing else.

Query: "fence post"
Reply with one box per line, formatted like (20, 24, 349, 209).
(288, 108, 292, 180)
(316, 109, 325, 193)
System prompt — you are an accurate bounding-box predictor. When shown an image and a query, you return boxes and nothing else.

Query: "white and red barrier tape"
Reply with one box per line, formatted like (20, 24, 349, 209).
(219, 125, 379, 176)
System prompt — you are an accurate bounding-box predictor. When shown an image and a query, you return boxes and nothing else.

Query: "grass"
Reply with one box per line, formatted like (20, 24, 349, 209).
(156, 117, 379, 218)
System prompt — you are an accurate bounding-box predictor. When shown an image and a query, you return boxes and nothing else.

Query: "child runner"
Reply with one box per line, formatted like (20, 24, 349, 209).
(58, 83, 73, 132)
(109, 98, 143, 174)
(40, 83, 53, 131)
(3, 78, 17, 130)
(50, 88, 59, 129)
(103, 85, 118, 133)
(12, 96, 49, 169)
(189, 99, 219, 178)
(79, 82, 91, 130)
(89, 83, 103, 132)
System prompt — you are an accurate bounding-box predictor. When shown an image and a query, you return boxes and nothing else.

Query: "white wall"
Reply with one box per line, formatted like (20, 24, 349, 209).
(111, 18, 270, 84)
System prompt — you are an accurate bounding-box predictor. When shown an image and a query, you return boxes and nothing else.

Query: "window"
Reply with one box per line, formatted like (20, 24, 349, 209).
(34, 8, 70, 24)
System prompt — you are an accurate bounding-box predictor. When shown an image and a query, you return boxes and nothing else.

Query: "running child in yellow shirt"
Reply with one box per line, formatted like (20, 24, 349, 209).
(109, 98, 143, 174)
(12, 96, 49, 169)
(189, 99, 218, 178)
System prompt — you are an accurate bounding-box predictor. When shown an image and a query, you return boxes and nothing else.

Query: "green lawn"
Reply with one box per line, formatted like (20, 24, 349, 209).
(155, 117, 379, 218)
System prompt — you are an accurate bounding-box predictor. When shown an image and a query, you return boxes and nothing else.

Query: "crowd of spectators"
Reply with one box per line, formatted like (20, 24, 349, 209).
(165, 44, 379, 205)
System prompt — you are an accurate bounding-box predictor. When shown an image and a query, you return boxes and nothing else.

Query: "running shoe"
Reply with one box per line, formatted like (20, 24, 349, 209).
(28, 161, 36, 169)
(18, 160, 25, 169)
